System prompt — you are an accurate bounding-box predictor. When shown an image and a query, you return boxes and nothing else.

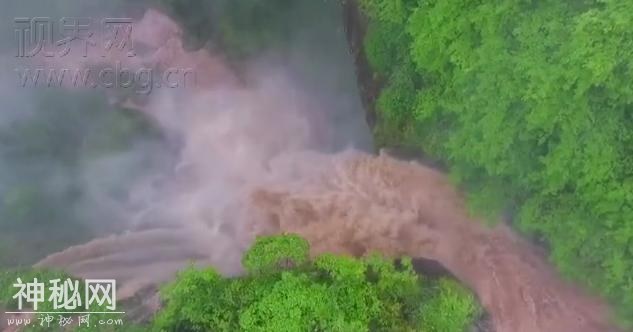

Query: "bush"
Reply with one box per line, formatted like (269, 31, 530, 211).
(242, 234, 310, 274)
(153, 234, 480, 331)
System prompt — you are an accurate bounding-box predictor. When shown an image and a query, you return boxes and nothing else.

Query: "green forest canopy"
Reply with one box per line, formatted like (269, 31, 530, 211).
(154, 234, 480, 332)
(359, 0, 633, 324)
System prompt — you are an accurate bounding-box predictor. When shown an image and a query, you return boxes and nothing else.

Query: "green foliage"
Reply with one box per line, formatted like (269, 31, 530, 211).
(360, 0, 633, 323)
(242, 234, 310, 274)
(153, 235, 480, 332)
(358, 0, 415, 24)
(419, 279, 480, 332)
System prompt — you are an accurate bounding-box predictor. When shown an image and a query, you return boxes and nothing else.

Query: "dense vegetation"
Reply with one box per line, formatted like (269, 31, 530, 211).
(359, 0, 633, 324)
(154, 234, 480, 331)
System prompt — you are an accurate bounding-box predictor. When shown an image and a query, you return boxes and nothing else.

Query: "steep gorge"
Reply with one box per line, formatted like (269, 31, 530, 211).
(0, 4, 624, 332)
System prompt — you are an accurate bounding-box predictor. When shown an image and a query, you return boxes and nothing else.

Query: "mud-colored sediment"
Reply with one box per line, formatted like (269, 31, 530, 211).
(34, 152, 621, 332)
(248, 152, 621, 332)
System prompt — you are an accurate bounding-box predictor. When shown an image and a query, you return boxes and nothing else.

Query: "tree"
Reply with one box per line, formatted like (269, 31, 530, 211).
(360, 0, 633, 324)
(153, 234, 480, 331)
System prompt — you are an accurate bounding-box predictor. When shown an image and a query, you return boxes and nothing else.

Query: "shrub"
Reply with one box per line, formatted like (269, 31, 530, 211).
(153, 234, 480, 331)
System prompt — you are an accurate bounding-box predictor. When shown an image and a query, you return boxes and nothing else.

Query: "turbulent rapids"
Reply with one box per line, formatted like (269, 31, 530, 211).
(24, 8, 621, 332)
(36, 151, 618, 332)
